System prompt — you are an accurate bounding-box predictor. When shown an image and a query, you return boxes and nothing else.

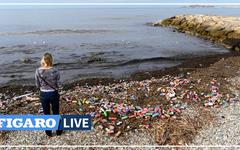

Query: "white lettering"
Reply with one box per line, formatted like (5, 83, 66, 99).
(12, 118, 23, 128)
(0, 117, 59, 129)
(35, 118, 46, 128)
(46, 118, 56, 128)
(63, 118, 70, 128)
(82, 119, 89, 128)
(71, 118, 73, 127)
(0, 119, 5, 128)
(23, 119, 34, 128)
(74, 119, 82, 128)
(6, 119, 13, 128)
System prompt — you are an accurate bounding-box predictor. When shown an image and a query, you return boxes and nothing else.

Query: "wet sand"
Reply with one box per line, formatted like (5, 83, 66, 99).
(1, 51, 239, 96)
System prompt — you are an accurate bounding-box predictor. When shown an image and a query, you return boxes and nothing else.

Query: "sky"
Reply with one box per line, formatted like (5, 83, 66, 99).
(0, 0, 239, 3)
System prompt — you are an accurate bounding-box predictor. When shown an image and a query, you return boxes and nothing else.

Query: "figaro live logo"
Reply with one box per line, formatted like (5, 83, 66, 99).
(0, 115, 91, 130)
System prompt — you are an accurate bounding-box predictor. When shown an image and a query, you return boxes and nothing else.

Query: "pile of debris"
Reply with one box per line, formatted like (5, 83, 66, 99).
(2, 73, 237, 136)
(61, 75, 237, 136)
(0, 93, 13, 113)
(0, 92, 40, 114)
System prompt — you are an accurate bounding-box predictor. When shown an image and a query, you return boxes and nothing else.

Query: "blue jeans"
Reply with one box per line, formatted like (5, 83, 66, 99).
(40, 91, 59, 115)
(40, 91, 61, 135)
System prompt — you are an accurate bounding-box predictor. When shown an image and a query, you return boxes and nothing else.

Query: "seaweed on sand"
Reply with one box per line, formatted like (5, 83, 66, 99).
(154, 108, 214, 145)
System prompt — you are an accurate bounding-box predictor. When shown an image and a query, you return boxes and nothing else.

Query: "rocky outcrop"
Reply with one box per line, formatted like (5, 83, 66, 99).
(154, 15, 240, 51)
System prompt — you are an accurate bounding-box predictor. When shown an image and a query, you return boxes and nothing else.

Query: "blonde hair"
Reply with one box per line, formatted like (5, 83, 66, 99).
(41, 53, 53, 67)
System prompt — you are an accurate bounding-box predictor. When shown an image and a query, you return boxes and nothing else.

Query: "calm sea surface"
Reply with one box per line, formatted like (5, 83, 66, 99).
(0, 6, 239, 85)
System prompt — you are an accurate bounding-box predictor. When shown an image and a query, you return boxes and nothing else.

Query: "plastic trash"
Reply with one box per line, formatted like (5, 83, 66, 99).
(58, 75, 236, 136)
(121, 115, 128, 120)
(116, 121, 122, 126)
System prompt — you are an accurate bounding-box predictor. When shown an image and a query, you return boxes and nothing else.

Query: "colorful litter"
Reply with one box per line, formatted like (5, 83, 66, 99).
(61, 75, 238, 136)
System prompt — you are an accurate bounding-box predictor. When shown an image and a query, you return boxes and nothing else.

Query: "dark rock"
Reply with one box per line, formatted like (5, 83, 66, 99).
(21, 58, 33, 64)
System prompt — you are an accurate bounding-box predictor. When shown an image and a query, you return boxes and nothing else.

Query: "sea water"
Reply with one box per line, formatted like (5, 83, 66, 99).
(0, 6, 238, 85)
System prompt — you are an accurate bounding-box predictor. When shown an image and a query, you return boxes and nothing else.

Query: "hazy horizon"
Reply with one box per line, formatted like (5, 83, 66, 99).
(0, 0, 239, 3)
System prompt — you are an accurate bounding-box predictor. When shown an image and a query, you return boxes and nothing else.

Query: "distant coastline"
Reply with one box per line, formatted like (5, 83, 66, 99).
(183, 5, 215, 8)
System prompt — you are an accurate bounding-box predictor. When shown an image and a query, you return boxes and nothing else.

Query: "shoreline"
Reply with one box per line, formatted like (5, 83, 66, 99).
(1, 51, 239, 96)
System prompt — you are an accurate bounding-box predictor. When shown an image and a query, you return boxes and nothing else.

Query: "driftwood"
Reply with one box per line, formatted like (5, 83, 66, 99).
(13, 93, 33, 100)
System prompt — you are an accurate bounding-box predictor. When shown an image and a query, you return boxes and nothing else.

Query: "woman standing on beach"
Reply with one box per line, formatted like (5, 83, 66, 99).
(35, 53, 62, 137)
